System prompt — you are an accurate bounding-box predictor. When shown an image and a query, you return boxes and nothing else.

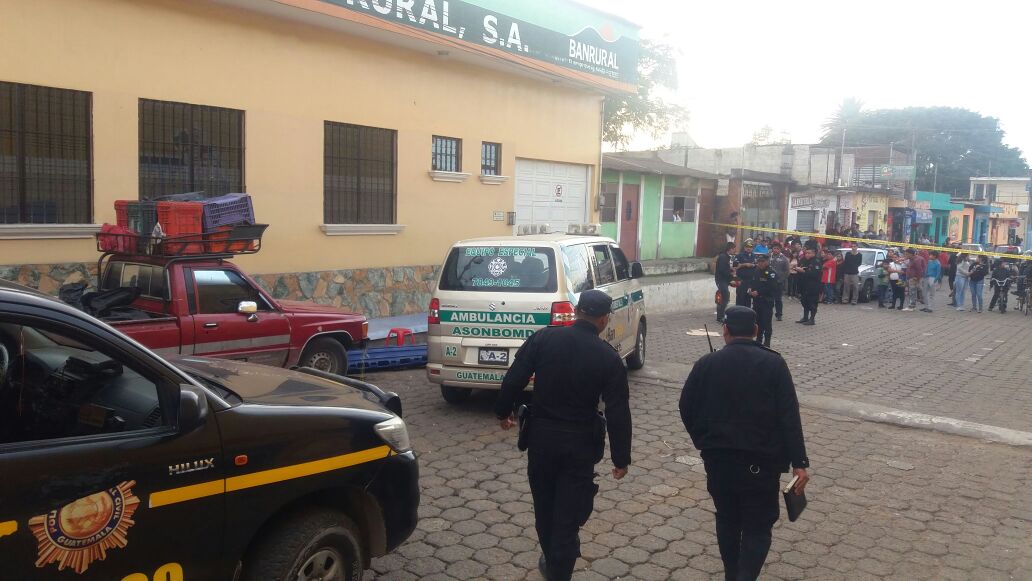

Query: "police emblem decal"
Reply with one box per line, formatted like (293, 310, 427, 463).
(28, 480, 140, 574)
(488, 258, 507, 277)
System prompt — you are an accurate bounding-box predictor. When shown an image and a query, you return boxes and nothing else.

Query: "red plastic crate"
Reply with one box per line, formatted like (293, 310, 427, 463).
(204, 226, 233, 253)
(157, 202, 204, 254)
(114, 200, 133, 229)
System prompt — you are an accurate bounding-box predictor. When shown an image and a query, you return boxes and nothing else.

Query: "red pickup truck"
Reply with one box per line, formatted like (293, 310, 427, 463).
(83, 254, 367, 374)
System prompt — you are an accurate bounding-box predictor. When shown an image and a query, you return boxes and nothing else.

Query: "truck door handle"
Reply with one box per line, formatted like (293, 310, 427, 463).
(204, 323, 219, 329)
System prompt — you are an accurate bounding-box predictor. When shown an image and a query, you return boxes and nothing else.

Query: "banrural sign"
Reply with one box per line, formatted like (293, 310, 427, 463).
(317, 0, 640, 85)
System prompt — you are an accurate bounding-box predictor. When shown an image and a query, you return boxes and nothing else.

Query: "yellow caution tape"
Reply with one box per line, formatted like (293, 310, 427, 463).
(705, 222, 1030, 261)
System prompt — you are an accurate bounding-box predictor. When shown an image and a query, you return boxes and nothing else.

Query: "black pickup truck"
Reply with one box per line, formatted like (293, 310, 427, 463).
(0, 280, 418, 580)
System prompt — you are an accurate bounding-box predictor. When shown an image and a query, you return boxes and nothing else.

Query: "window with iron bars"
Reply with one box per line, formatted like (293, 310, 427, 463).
(324, 122, 396, 224)
(481, 142, 501, 176)
(139, 99, 244, 200)
(432, 136, 461, 172)
(0, 81, 92, 224)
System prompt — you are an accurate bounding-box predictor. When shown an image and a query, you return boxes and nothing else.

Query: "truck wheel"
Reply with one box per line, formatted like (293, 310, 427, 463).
(242, 509, 364, 581)
(626, 322, 646, 370)
(860, 280, 873, 303)
(440, 385, 472, 404)
(300, 338, 349, 375)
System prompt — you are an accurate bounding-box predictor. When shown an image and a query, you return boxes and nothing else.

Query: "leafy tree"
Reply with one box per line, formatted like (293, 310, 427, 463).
(603, 39, 687, 147)
(821, 97, 865, 142)
(819, 106, 1028, 196)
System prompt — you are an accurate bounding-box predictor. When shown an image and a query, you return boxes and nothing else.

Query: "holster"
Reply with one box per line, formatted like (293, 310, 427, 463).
(516, 404, 531, 452)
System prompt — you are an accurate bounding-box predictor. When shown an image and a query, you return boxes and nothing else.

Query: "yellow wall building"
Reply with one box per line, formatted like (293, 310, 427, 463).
(0, 0, 639, 316)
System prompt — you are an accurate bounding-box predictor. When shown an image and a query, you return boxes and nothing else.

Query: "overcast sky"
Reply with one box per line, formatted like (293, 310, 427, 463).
(590, 0, 1032, 163)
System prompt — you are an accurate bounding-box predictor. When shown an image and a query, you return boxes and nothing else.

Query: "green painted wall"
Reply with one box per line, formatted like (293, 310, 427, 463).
(660, 222, 696, 258)
(639, 174, 662, 260)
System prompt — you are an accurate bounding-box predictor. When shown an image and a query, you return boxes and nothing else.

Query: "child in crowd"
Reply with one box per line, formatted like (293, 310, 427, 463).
(875, 259, 890, 308)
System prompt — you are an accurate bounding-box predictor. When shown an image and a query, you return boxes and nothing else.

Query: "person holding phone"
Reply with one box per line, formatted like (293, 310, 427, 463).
(678, 306, 810, 581)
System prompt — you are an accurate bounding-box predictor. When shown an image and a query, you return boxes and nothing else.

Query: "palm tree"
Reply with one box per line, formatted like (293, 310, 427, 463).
(821, 98, 864, 143)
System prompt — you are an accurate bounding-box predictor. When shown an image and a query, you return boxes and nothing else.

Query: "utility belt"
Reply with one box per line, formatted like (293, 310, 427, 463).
(518, 406, 607, 463)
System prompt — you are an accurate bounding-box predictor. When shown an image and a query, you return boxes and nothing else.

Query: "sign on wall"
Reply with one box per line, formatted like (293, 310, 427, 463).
(318, 0, 640, 85)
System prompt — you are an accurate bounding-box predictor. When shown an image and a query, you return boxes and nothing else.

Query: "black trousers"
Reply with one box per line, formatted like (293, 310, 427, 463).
(774, 281, 785, 318)
(527, 425, 599, 581)
(735, 283, 753, 307)
(716, 279, 731, 322)
(754, 299, 773, 347)
(705, 459, 781, 581)
(989, 285, 1010, 312)
(800, 288, 819, 321)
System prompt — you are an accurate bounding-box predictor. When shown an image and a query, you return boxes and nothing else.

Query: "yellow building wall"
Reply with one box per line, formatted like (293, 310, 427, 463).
(0, 0, 603, 274)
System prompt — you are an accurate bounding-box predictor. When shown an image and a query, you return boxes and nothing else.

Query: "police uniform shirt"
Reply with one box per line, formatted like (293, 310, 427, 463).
(797, 257, 821, 288)
(679, 339, 809, 471)
(750, 268, 777, 302)
(735, 251, 758, 281)
(494, 320, 633, 468)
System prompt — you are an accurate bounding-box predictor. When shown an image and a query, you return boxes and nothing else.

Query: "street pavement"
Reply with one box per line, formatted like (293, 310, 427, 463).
(650, 292, 1032, 433)
(361, 299, 1032, 580)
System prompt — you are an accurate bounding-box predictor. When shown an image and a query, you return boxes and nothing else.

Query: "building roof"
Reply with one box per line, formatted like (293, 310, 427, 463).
(969, 176, 1030, 181)
(732, 168, 795, 184)
(602, 154, 720, 180)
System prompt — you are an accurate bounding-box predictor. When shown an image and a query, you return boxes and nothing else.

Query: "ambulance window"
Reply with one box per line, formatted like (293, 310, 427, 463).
(0, 321, 167, 446)
(562, 245, 594, 294)
(591, 245, 617, 286)
(611, 246, 631, 281)
(439, 246, 557, 293)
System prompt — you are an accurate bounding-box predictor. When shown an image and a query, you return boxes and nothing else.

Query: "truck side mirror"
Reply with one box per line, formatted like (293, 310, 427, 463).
(630, 262, 645, 279)
(178, 382, 210, 433)
(238, 301, 258, 314)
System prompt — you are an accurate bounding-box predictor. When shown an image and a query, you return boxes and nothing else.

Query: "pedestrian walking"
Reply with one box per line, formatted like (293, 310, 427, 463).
(715, 242, 735, 324)
(793, 248, 821, 325)
(954, 254, 970, 311)
(678, 306, 810, 581)
(840, 243, 863, 304)
(969, 256, 987, 312)
(903, 249, 926, 311)
(922, 251, 942, 313)
(769, 244, 789, 321)
(735, 241, 758, 308)
(748, 255, 778, 347)
(494, 290, 632, 581)
(820, 251, 837, 304)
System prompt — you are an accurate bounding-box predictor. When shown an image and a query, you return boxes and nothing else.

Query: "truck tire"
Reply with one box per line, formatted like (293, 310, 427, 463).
(300, 338, 349, 375)
(860, 279, 873, 303)
(242, 509, 364, 581)
(625, 322, 646, 370)
(440, 385, 472, 404)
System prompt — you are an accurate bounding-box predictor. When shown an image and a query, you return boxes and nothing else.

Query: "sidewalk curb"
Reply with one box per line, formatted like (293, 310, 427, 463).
(631, 362, 1032, 448)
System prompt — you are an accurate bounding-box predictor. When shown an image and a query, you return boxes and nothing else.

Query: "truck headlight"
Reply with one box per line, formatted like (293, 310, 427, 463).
(374, 416, 411, 453)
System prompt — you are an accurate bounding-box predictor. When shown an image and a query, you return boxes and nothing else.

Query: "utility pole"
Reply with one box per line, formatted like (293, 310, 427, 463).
(838, 128, 847, 185)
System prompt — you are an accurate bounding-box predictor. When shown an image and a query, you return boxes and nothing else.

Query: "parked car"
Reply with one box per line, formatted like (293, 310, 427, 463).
(0, 280, 417, 580)
(992, 245, 1023, 263)
(427, 234, 647, 403)
(839, 247, 888, 303)
(73, 253, 367, 375)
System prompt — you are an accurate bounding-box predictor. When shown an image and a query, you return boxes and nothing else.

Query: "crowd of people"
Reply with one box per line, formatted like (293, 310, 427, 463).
(714, 233, 1032, 347)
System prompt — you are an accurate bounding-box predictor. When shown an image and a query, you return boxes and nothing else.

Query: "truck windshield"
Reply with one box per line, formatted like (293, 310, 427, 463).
(439, 246, 557, 293)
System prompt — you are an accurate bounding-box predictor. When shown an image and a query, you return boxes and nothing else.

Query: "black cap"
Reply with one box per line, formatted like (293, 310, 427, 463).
(577, 289, 613, 316)
(756, 254, 769, 262)
(723, 306, 756, 336)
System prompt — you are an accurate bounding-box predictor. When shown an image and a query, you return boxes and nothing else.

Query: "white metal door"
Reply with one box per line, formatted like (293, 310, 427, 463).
(515, 159, 589, 234)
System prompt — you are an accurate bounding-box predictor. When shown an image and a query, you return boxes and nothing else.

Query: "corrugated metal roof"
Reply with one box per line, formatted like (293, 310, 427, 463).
(602, 154, 720, 180)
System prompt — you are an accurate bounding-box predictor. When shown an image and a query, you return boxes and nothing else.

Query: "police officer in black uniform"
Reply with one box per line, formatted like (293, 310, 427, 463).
(495, 289, 632, 581)
(748, 254, 777, 347)
(715, 242, 736, 323)
(793, 247, 822, 325)
(678, 306, 810, 581)
(734, 240, 757, 307)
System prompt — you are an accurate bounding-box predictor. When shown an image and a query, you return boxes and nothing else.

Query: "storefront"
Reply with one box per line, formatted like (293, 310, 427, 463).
(949, 206, 975, 243)
(787, 191, 838, 236)
(0, 0, 639, 316)
(600, 154, 719, 260)
(915, 192, 962, 244)
(990, 202, 1020, 246)
(838, 192, 889, 235)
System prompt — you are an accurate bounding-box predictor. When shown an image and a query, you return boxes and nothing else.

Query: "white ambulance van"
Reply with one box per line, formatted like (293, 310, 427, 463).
(426, 233, 647, 403)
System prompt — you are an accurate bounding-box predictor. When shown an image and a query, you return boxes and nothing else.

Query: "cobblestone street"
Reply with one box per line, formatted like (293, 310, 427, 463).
(363, 303, 1032, 580)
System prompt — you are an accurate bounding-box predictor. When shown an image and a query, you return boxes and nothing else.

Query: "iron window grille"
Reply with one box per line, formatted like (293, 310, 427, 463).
(0, 81, 92, 224)
(139, 99, 244, 200)
(481, 142, 501, 176)
(600, 182, 618, 222)
(324, 121, 397, 224)
(432, 136, 461, 173)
